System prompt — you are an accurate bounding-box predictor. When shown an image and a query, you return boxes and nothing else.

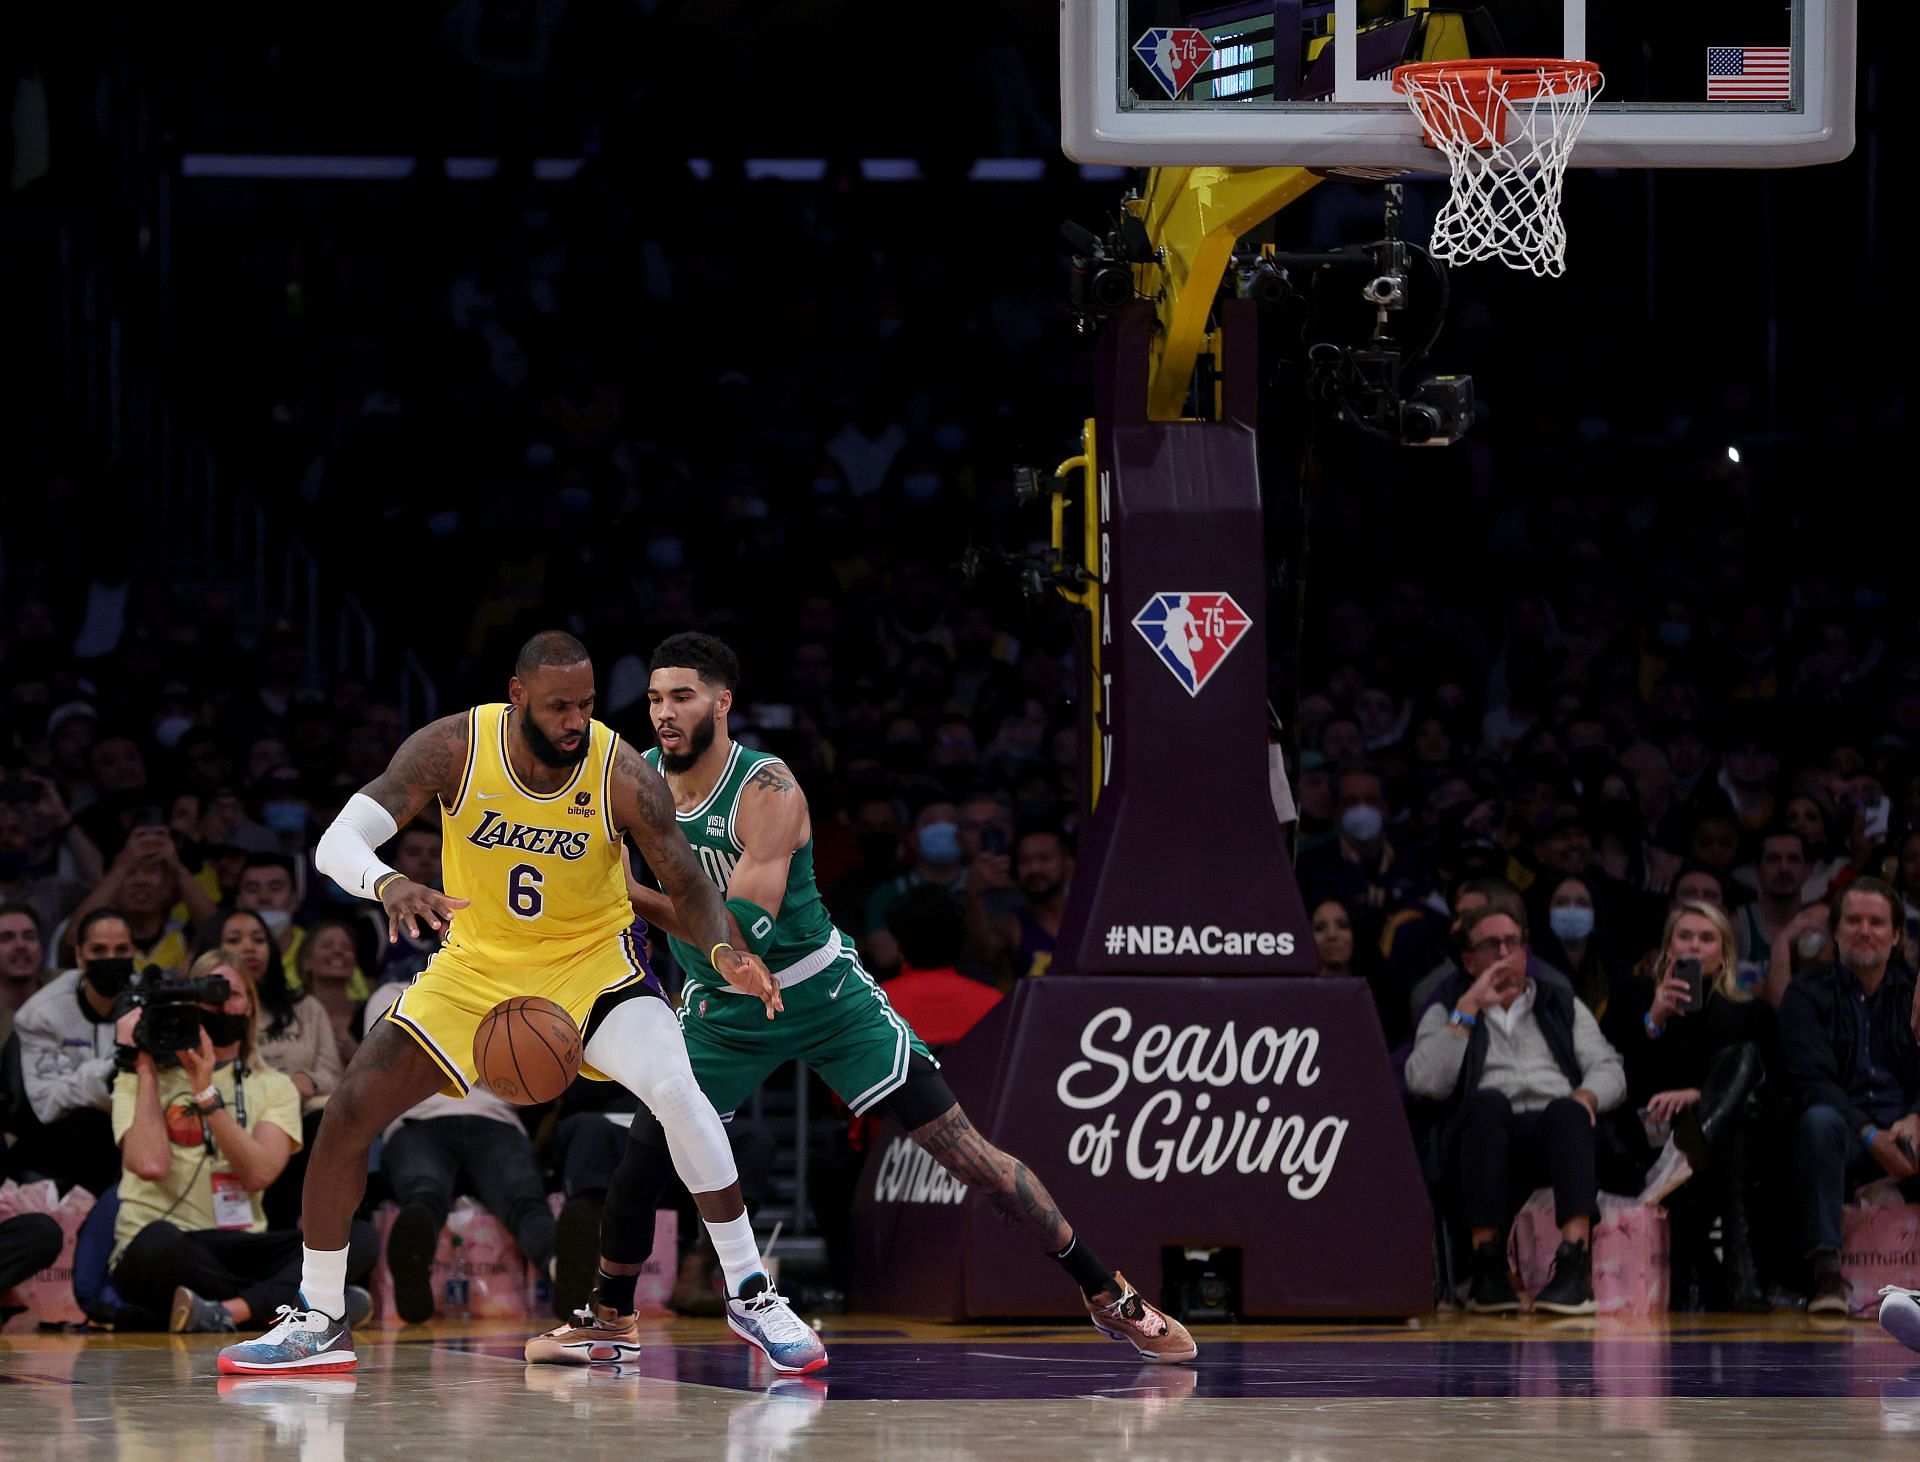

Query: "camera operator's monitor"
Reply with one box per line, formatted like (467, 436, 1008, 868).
(1063, 0, 1855, 170)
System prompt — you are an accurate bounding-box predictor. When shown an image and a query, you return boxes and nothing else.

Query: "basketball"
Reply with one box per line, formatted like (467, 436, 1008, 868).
(473, 996, 582, 1104)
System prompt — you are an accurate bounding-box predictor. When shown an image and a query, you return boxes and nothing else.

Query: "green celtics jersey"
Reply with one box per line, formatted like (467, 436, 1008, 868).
(643, 743, 843, 993)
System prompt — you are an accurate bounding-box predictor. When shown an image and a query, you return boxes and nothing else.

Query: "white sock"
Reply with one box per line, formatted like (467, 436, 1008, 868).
(302, 1244, 349, 1321)
(706, 1212, 763, 1297)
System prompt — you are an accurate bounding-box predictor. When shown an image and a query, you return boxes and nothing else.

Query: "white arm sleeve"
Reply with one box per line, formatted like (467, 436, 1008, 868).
(315, 793, 401, 900)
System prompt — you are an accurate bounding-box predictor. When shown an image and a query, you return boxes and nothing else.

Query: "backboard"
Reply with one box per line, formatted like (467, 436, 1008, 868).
(1062, 0, 1855, 169)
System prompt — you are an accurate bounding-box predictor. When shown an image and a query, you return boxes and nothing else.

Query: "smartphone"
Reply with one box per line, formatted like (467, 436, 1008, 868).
(0, 779, 42, 805)
(132, 805, 167, 829)
(1673, 956, 1704, 1011)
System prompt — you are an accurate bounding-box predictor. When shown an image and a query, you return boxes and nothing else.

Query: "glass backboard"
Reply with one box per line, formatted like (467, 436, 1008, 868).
(1062, 0, 1855, 168)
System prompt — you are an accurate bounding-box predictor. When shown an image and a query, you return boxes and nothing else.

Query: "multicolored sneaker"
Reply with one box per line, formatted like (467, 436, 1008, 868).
(724, 1274, 828, 1374)
(1881, 1286, 1920, 1350)
(524, 1302, 644, 1365)
(1084, 1272, 1198, 1363)
(216, 1305, 357, 1375)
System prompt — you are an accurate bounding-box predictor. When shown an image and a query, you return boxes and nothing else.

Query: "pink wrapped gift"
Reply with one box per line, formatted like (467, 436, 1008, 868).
(1840, 1182, 1920, 1319)
(526, 1194, 677, 1318)
(370, 1197, 531, 1321)
(1508, 1188, 1669, 1317)
(0, 1178, 95, 1331)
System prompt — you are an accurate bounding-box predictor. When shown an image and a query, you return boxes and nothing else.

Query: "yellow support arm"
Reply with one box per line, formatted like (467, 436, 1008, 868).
(1130, 166, 1322, 420)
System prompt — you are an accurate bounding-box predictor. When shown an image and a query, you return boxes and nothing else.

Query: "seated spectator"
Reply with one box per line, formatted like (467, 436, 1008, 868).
(110, 952, 375, 1333)
(61, 826, 207, 974)
(1295, 769, 1429, 945)
(975, 825, 1072, 985)
(1405, 904, 1626, 1315)
(1733, 826, 1811, 976)
(1781, 877, 1920, 1315)
(293, 915, 369, 1065)
(1527, 872, 1629, 1017)
(200, 909, 342, 1228)
(863, 799, 966, 976)
(234, 852, 305, 978)
(0, 902, 47, 1051)
(1605, 899, 1778, 1311)
(1407, 878, 1574, 1025)
(9, 908, 134, 1196)
(361, 982, 556, 1324)
(882, 885, 1002, 1047)
(369, 822, 445, 983)
(0, 780, 94, 935)
(1782, 791, 1849, 903)
(1311, 898, 1359, 977)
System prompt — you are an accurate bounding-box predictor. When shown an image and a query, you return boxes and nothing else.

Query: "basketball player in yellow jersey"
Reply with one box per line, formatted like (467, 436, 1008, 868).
(219, 631, 827, 1376)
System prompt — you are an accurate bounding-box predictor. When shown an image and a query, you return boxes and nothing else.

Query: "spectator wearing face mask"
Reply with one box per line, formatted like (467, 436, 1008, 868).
(1527, 872, 1629, 1018)
(862, 798, 967, 976)
(9, 908, 142, 1195)
(1296, 768, 1429, 954)
(234, 851, 306, 978)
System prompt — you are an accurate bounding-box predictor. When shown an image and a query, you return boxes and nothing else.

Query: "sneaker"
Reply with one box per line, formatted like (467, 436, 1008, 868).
(551, 1196, 603, 1321)
(1882, 1288, 1920, 1351)
(524, 1301, 643, 1365)
(725, 1274, 829, 1374)
(1464, 1241, 1521, 1315)
(671, 1249, 724, 1317)
(217, 1305, 357, 1374)
(342, 1285, 372, 1329)
(1533, 1239, 1596, 1316)
(386, 1203, 440, 1325)
(1637, 1138, 1695, 1206)
(171, 1285, 238, 1334)
(1083, 1272, 1198, 1363)
(1807, 1251, 1850, 1317)
(726, 1376, 828, 1456)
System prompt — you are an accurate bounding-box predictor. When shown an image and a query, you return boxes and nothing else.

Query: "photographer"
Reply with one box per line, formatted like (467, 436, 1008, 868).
(8, 909, 137, 1195)
(1605, 900, 1779, 1312)
(109, 951, 374, 1333)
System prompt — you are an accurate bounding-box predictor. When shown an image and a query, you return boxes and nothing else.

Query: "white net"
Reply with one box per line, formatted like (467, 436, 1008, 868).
(1393, 61, 1603, 278)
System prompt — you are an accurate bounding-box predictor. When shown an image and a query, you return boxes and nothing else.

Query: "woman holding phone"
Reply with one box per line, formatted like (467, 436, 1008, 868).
(1605, 899, 1782, 1312)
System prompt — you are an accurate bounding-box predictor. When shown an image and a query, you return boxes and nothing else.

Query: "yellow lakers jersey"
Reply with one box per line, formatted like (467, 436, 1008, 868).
(437, 703, 630, 970)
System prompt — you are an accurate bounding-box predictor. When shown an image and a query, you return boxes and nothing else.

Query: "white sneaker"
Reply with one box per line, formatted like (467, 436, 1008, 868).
(1881, 1287, 1920, 1352)
(217, 1305, 356, 1374)
(724, 1275, 828, 1374)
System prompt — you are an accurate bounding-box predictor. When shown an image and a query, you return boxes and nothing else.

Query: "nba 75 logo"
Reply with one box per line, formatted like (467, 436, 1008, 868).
(1133, 27, 1215, 100)
(1133, 592, 1251, 697)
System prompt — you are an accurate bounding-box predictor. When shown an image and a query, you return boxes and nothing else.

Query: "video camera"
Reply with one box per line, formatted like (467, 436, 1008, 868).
(117, 968, 234, 1065)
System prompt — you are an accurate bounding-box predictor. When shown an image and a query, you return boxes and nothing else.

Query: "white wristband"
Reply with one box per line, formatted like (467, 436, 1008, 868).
(315, 793, 402, 900)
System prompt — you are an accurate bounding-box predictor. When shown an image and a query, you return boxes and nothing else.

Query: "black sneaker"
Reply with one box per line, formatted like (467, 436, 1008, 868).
(170, 1285, 238, 1334)
(552, 1194, 603, 1321)
(1534, 1239, 1596, 1315)
(1465, 1241, 1521, 1314)
(386, 1203, 440, 1325)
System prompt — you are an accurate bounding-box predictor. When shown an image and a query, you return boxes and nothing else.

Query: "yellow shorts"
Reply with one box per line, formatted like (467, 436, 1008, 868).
(383, 926, 655, 1096)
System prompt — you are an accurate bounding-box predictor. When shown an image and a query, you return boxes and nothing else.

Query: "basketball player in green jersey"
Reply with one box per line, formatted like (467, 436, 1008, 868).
(526, 632, 1194, 1367)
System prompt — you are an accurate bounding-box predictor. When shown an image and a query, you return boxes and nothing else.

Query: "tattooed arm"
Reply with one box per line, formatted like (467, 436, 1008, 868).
(910, 1104, 1072, 1250)
(724, 761, 810, 919)
(346, 713, 472, 940)
(611, 740, 783, 1016)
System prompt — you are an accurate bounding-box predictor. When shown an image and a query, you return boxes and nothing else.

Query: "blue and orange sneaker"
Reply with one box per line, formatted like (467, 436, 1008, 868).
(217, 1303, 357, 1375)
(724, 1274, 827, 1374)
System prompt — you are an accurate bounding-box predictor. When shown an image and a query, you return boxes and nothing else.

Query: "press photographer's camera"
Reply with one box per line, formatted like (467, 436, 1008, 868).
(119, 970, 234, 1062)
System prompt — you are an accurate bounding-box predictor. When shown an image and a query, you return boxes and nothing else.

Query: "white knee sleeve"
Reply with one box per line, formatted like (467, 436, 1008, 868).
(583, 998, 739, 1195)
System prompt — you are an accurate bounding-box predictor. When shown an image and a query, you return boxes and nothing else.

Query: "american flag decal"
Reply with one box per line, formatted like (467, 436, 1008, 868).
(1706, 46, 1791, 101)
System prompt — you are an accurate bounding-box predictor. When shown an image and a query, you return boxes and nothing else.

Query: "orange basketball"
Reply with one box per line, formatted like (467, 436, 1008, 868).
(473, 996, 582, 1104)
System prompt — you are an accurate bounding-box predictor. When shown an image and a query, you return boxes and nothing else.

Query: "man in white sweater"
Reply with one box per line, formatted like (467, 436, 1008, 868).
(1406, 904, 1625, 1316)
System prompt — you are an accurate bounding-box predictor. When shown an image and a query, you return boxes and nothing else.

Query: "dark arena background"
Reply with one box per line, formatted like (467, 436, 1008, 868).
(3, 3, 1920, 1457)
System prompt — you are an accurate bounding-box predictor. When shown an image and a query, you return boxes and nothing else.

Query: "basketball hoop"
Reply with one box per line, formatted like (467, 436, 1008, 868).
(1392, 59, 1604, 278)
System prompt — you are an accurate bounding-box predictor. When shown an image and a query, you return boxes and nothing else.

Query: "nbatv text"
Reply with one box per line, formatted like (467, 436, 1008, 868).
(1056, 1007, 1347, 1198)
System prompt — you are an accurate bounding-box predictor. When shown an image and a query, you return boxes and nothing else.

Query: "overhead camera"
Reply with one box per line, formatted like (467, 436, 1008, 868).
(1062, 209, 1160, 334)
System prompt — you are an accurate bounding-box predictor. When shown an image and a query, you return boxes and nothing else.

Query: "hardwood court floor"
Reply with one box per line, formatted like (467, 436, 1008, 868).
(7, 1310, 1920, 1459)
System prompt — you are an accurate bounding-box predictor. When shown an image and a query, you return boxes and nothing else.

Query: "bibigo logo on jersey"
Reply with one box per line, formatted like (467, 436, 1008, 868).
(1132, 592, 1251, 697)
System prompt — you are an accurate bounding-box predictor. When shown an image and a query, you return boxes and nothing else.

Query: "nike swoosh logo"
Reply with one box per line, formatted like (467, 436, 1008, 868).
(476, 791, 506, 800)
(828, 971, 850, 998)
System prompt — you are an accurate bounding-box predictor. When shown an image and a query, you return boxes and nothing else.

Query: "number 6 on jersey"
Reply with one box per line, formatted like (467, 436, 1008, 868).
(508, 863, 544, 918)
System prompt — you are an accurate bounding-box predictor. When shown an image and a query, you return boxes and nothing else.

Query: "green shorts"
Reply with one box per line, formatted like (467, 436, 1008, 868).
(678, 953, 935, 1117)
